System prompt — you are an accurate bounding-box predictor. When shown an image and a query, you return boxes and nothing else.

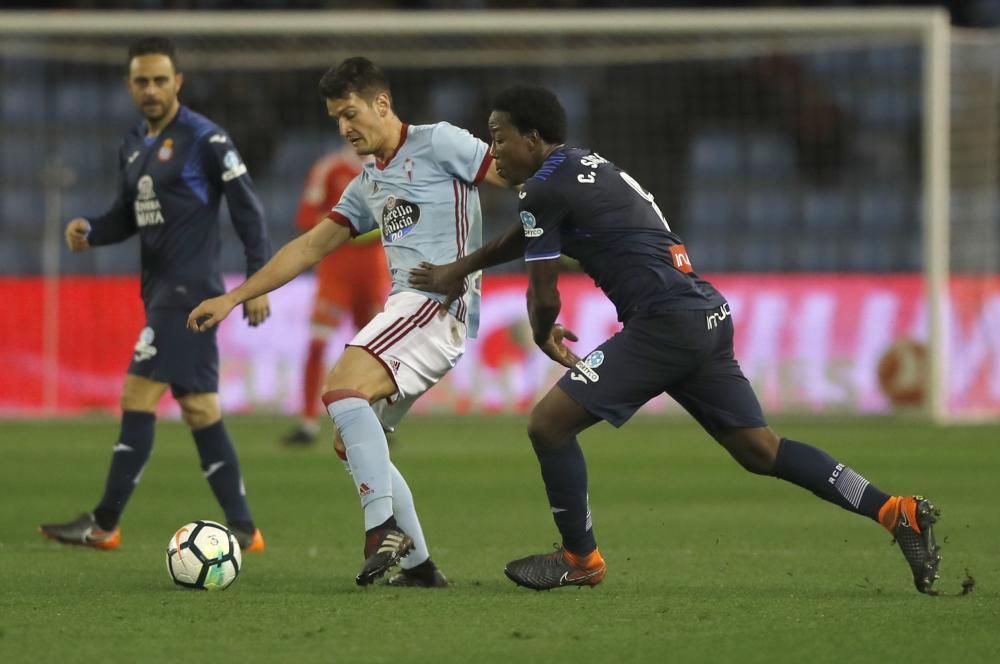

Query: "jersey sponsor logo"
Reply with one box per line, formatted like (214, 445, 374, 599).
(670, 244, 694, 273)
(157, 138, 173, 162)
(572, 358, 600, 383)
(569, 350, 603, 383)
(134, 175, 165, 227)
(381, 194, 421, 242)
(221, 150, 248, 181)
(126, 150, 141, 165)
(705, 302, 731, 330)
(518, 190, 527, 199)
(209, 133, 227, 144)
(133, 326, 158, 362)
(520, 211, 543, 237)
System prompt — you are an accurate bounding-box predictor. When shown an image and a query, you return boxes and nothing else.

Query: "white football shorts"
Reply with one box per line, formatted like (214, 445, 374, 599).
(347, 291, 466, 431)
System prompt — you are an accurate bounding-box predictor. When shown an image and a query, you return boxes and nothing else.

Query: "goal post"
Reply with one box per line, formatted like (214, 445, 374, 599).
(1, 8, 987, 422)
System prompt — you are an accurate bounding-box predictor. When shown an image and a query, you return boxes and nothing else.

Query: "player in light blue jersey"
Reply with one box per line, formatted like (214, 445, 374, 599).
(188, 57, 508, 587)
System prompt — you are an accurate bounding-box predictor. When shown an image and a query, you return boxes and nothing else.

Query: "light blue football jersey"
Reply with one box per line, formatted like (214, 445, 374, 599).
(331, 122, 491, 338)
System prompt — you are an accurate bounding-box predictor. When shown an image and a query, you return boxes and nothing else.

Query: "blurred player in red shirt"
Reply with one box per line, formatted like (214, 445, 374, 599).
(281, 148, 389, 445)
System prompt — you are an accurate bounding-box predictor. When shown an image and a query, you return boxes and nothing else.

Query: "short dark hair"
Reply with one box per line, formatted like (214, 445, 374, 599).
(127, 37, 179, 71)
(491, 86, 566, 144)
(318, 57, 391, 102)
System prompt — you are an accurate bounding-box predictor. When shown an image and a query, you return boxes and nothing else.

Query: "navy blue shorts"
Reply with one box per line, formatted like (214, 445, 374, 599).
(127, 308, 219, 397)
(558, 304, 766, 438)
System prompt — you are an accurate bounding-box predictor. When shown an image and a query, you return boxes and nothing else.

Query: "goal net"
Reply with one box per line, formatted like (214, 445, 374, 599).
(0, 9, 993, 421)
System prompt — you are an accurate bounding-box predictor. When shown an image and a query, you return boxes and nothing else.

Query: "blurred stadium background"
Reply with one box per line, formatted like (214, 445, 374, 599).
(1, 1, 999, 422)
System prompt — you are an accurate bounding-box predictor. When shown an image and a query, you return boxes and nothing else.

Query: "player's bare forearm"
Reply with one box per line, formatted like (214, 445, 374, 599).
(527, 293, 561, 347)
(526, 259, 579, 367)
(482, 223, 527, 270)
(228, 220, 349, 305)
(409, 224, 524, 303)
(455, 223, 526, 276)
(225, 235, 313, 305)
(526, 260, 562, 345)
(188, 221, 349, 332)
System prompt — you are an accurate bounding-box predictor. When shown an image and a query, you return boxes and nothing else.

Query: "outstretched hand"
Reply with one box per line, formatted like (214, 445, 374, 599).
(538, 324, 581, 369)
(409, 261, 467, 312)
(187, 294, 237, 333)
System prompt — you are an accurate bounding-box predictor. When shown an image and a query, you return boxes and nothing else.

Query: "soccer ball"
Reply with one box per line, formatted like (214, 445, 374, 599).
(166, 520, 242, 590)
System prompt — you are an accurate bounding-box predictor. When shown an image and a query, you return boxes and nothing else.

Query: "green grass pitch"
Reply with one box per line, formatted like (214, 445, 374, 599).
(1, 415, 998, 663)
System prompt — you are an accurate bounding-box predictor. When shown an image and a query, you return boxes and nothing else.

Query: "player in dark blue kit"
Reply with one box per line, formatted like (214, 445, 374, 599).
(40, 38, 271, 553)
(411, 86, 942, 594)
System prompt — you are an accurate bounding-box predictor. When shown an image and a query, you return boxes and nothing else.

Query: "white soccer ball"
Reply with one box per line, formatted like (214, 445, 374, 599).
(166, 520, 242, 590)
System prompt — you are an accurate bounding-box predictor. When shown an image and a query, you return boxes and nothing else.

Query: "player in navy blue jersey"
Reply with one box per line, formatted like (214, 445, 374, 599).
(40, 37, 271, 553)
(410, 85, 942, 594)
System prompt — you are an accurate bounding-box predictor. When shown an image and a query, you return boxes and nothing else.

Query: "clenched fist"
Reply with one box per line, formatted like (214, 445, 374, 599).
(65, 218, 91, 252)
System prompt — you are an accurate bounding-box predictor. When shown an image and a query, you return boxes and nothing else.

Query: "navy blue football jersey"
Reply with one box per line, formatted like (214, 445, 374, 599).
(86, 106, 270, 309)
(520, 146, 725, 322)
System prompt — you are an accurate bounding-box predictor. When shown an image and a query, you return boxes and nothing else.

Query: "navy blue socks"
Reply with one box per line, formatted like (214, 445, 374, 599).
(94, 410, 156, 530)
(773, 438, 890, 521)
(192, 419, 254, 528)
(534, 437, 597, 555)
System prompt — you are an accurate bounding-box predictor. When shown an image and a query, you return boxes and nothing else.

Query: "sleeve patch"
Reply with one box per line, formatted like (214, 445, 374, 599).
(221, 150, 247, 181)
(520, 211, 543, 237)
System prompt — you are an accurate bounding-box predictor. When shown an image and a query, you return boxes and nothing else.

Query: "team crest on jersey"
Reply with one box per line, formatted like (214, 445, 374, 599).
(157, 138, 173, 161)
(403, 157, 414, 182)
(381, 194, 421, 243)
(520, 211, 543, 237)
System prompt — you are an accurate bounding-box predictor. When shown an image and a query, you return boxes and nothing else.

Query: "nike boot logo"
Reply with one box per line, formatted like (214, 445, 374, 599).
(559, 568, 601, 586)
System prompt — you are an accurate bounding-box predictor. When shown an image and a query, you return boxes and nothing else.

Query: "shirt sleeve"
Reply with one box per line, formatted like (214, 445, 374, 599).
(86, 142, 137, 246)
(331, 174, 377, 237)
(430, 122, 492, 185)
(202, 129, 271, 277)
(520, 181, 570, 262)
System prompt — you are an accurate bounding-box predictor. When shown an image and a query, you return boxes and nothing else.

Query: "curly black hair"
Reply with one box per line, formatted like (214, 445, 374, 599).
(491, 86, 566, 144)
